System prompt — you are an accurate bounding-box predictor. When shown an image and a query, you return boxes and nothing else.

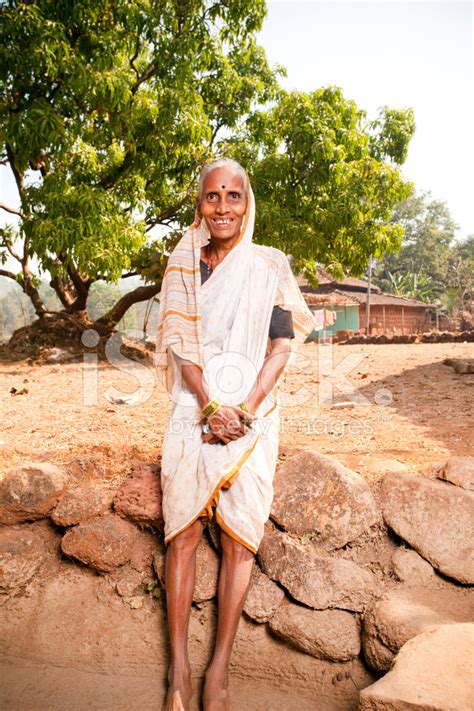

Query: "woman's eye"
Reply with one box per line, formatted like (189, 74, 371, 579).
(230, 192, 240, 199)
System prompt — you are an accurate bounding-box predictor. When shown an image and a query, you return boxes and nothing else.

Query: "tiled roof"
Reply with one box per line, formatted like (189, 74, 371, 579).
(304, 290, 361, 306)
(297, 267, 381, 293)
(303, 288, 434, 309)
(338, 289, 434, 308)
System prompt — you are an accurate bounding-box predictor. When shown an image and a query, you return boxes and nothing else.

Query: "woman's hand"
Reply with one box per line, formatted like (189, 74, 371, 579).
(202, 405, 255, 444)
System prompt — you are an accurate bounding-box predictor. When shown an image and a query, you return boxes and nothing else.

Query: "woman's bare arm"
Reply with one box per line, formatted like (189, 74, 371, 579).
(177, 337, 291, 442)
(244, 337, 292, 414)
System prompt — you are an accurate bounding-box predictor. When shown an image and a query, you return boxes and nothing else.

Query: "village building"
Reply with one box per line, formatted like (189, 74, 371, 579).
(298, 267, 434, 340)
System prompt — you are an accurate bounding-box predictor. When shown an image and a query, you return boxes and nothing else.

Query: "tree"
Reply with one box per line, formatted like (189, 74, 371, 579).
(1, 2, 417, 339)
(0, 0, 279, 330)
(376, 271, 442, 302)
(373, 192, 473, 315)
(377, 192, 457, 282)
(223, 88, 415, 280)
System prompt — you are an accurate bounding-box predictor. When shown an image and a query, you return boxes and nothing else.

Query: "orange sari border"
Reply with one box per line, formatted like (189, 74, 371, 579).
(164, 435, 259, 547)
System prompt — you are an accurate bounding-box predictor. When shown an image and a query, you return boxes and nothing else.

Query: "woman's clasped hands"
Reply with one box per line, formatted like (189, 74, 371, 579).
(202, 404, 255, 445)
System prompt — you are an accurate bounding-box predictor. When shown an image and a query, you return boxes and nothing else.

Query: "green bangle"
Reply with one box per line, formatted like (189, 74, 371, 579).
(239, 401, 250, 413)
(201, 398, 221, 419)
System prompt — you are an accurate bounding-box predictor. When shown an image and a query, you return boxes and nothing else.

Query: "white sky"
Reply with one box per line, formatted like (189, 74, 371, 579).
(260, 0, 474, 238)
(1, 0, 472, 275)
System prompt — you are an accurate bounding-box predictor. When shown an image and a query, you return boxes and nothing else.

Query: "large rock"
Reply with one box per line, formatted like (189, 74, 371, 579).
(51, 486, 115, 526)
(243, 567, 285, 623)
(359, 623, 474, 710)
(269, 600, 360, 662)
(381, 471, 474, 583)
(271, 451, 380, 548)
(437, 456, 474, 491)
(391, 547, 434, 585)
(153, 535, 220, 603)
(61, 514, 154, 573)
(0, 462, 70, 525)
(258, 526, 376, 612)
(0, 525, 49, 594)
(113, 462, 164, 531)
(361, 585, 474, 673)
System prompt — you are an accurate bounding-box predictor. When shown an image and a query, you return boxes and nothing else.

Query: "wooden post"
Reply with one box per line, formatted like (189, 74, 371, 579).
(365, 254, 373, 335)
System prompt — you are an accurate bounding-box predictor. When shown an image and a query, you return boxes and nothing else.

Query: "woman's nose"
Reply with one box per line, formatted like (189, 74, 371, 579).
(216, 198, 229, 214)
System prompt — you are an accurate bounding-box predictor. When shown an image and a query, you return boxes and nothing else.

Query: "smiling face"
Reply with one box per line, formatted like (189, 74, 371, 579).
(197, 167, 247, 243)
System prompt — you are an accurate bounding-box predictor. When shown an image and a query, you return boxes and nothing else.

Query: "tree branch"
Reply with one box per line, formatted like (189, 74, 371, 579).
(0, 268, 18, 281)
(5, 241, 22, 263)
(94, 282, 161, 330)
(5, 143, 25, 195)
(131, 61, 158, 94)
(129, 35, 142, 81)
(0, 202, 27, 220)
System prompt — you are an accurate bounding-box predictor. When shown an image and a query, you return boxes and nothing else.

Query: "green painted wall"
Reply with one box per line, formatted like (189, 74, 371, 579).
(306, 305, 360, 342)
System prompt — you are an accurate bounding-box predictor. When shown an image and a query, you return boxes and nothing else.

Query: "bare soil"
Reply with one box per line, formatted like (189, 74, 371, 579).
(1, 341, 472, 483)
(0, 341, 473, 710)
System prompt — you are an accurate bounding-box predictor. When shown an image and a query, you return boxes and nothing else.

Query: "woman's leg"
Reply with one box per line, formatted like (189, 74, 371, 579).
(163, 518, 204, 711)
(203, 529, 255, 710)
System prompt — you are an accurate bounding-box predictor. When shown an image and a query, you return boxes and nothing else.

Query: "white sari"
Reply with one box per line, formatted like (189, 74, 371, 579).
(155, 175, 319, 552)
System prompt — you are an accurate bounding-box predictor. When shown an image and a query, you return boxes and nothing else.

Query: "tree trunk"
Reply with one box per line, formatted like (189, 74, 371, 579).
(23, 275, 48, 318)
(94, 282, 162, 332)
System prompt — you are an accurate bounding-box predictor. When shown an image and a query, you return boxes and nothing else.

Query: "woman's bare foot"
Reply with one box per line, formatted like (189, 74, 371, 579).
(202, 665, 231, 711)
(162, 664, 194, 711)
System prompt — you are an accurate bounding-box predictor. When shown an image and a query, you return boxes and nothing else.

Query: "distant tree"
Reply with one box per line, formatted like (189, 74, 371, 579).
(376, 192, 456, 281)
(373, 193, 473, 315)
(377, 270, 442, 302)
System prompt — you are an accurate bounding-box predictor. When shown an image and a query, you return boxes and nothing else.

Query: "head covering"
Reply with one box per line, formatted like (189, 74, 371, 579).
(154, 168, 318, 395)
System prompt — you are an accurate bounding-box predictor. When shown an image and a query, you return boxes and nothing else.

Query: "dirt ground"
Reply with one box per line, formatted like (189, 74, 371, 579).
(1, 341, 473, 483)
(0, 341, 473, 710)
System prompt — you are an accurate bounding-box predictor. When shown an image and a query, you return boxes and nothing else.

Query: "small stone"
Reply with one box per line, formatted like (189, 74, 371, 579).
(0, 461, 70, 525)
(45, 348, 74, 364)
(391, 547, 434, 585)
(114, 567, 144, 597)
(127, 596, 143, 609)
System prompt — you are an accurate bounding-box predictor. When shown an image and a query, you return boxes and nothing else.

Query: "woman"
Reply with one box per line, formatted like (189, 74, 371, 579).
(155, 158, 317, 711)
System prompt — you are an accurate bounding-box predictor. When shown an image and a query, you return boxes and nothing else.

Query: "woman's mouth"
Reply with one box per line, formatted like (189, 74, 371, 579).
(212, 218, 233, 226)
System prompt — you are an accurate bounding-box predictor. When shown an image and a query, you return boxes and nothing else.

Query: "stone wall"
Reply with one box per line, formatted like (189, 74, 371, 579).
(1, 453, 473, 710)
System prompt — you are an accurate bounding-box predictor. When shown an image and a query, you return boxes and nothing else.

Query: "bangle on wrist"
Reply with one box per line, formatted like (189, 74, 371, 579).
(239, 401, 253, 426)
(201, 397, 221, 419)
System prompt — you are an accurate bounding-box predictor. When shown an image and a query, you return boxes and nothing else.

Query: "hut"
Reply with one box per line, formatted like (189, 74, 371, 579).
(298, 268, 434, 339)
